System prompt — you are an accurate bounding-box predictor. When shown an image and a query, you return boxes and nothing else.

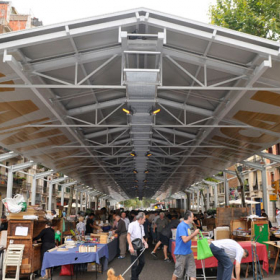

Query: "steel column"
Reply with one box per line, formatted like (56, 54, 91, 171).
(261, 167, 268, 214)
(197, 191, 200, 211)
(85, 193, 88, 209)
(48, 183, 53, 210)
(80, 192, 83, 211)
(7, 169, 13, 199)
(206, 188, 210, 210)
(214, 184, 218, 208)
(61, 186, 65, 207)
(224, 172, 229, 206)
(192, 193, 194, 210)
(75, 191, 78, 214)
(31, 177, 37, 205)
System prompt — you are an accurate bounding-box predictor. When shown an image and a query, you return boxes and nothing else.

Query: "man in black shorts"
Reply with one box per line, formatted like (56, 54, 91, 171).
(151, 215, 180, 262)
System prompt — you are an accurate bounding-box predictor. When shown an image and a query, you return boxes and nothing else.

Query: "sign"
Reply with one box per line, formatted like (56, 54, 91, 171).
(272, 181, 279, 195)
(269, 194, 277, 202)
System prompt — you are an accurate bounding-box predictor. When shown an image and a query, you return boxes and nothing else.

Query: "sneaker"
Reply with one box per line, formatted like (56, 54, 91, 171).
(151, 251, 158, 258)
(164, 258, 171, 262)
(118, 256, 125, 259)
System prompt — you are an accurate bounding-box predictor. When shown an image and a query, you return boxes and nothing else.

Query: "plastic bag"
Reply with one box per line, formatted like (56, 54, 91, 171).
(2, 198, 22, 213)
(45, 214, 54, 220)
(197, 231, 213, 260)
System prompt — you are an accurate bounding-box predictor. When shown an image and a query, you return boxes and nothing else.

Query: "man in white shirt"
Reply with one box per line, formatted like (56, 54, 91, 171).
(127, 212, 148, 280)
(121, 212, 130, 230)
(210, 239, 249, 280)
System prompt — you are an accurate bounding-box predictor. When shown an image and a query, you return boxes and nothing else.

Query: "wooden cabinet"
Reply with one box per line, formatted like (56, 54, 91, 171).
(230, 218, 270, 247)
(7, 220, 46, 276)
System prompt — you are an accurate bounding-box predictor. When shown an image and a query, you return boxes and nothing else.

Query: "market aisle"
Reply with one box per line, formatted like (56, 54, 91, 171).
(50, 246, 280, 280)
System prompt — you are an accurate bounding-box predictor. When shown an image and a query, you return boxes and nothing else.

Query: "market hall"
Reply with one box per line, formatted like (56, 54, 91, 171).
(0, 7, 280, 280)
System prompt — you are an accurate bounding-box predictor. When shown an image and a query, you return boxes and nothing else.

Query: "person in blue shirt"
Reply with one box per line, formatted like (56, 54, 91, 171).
(172, 210, 200, 280)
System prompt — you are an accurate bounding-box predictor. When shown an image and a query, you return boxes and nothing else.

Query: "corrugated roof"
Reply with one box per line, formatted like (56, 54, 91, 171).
(0, 8, 280, 200)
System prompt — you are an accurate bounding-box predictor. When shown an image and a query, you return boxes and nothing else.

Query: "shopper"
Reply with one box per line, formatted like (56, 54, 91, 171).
(276, 208, 280, 227)
(127, 212, 148, 280)
(76, 216, 86, 235)
(151, 212, 159, 244)
(113, 215, 127, 259)
(210, 239, 249, 280)
(154, 212, 168, 242)
(151, 215, 179, 262)
(121, 212, 130, 230)
(171, 211, 200, 280)
(33, 221, 55, 279)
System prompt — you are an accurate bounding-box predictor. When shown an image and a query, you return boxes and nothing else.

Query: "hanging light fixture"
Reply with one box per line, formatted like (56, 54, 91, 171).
(122, 108, 131, 114)
(144, 170, 149, 174)
(152, 108, 161, 115)
(133, 170, 138, 174)
(146, 152, 152, 157)
(130, 152, 136, 157)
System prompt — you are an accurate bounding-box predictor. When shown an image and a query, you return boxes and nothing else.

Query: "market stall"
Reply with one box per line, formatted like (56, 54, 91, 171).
(169, 240, 269, 275)
(41, 243, 109, 277)
(6, 219, 46, 279)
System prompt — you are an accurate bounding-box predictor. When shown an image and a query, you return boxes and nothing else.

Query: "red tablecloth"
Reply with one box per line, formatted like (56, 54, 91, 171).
(170, 240, 269, 273)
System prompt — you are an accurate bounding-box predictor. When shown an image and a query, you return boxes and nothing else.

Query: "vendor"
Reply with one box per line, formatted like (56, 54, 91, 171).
(85, 213, 101, 234)
(193, 215, 202, 231)
(0, 215, 8, 231)
(33, 221, 55, 279)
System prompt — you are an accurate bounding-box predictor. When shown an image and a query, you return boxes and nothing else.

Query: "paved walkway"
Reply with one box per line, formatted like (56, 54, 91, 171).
(50, 244, 280, 280)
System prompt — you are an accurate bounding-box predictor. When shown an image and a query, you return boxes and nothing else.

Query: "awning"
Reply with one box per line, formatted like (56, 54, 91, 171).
(0, 8, 280, 200)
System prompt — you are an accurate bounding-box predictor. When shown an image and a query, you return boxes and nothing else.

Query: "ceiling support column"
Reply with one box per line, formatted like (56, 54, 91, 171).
(7, 169, 13, 199)
(261, 167, 268, 214)
(48, 182, 53, 211)
(224, 172, 229, 207)
(214, 184, 218, 208)
(75, 191, 79, 214)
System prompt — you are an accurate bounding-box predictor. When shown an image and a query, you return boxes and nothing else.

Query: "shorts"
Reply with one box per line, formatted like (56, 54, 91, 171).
(159, 233, 169, 246)
(173, 253, 196, 279)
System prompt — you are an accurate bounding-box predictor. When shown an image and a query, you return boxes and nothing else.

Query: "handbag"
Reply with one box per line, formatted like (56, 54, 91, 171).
(131, 224, 143, 250)
(197, 231, 213, 260)
(132, 238, 143, 250)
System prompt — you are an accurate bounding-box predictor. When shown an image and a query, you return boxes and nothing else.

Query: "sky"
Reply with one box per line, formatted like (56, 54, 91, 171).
(10, 0, 216, 26)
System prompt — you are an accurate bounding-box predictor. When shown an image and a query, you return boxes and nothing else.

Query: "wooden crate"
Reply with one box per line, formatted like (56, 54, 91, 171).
(202, 218, 216, 230)
(216, 207, 250, 227)
(90, 233, 108, 244)
(230, 219, 251, 241)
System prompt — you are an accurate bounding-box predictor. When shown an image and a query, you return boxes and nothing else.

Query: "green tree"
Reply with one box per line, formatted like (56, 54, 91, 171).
(210, 0, 280, 40)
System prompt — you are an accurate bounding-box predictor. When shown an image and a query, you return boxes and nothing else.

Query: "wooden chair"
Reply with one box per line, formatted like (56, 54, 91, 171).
(2, 244, 25, 280)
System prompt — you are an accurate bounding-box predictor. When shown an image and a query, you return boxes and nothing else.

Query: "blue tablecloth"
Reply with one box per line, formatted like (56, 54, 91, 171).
(41, 243, 109, 276)
(107, 237, 118, 262)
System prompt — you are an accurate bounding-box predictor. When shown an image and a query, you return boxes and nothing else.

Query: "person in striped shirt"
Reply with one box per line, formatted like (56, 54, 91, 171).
(210, 239, 249, 280)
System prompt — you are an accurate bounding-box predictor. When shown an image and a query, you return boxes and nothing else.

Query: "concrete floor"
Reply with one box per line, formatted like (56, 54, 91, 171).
(49, 245, 280, 280)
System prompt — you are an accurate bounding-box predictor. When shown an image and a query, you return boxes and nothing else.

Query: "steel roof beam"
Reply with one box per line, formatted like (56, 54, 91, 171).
(157, 98, 213, 117)
(242, 161, 264, 170)
(68, 98, 126, 116)
(0, 151, 19, 162)
(84, 127, 128, 139)
(257, 152, 280, 164)
(155, 127, 196, 140)
(0, 17, 137, 51)
(148, 17, 279, 57)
